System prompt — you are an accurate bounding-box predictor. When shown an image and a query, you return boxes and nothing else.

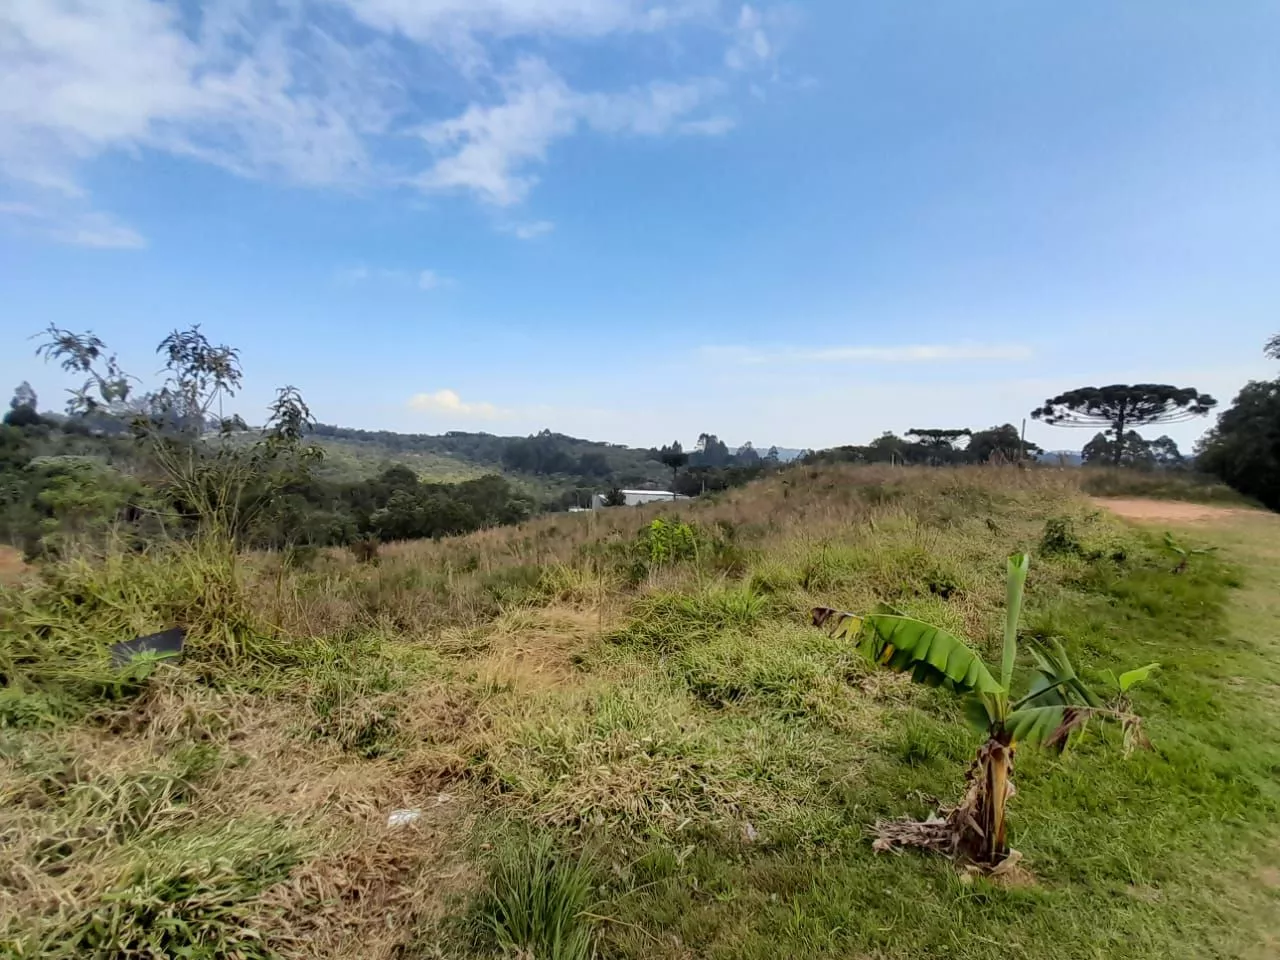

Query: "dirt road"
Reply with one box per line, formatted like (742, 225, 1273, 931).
(1090, 497, 1259, 523)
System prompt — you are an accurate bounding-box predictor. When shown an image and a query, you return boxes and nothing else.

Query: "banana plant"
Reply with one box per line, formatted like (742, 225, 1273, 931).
(1163, 531, 1216, 574)
(812, 553, 1155, 865)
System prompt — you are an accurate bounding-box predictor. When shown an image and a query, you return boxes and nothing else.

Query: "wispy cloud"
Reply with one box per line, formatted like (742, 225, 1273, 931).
(725, 5, 773, 71)
(335, 264, 451, 290)
(333, 0, 711, 44)
(702, 343, 1035, 365)
(501, 219, 556, 240)
(0, 202, 145, 249)
(680, 116, 736, 136)
(0, 0, 780, 242)
(416, 57, 727, 206)
(408, 388, 505, 419)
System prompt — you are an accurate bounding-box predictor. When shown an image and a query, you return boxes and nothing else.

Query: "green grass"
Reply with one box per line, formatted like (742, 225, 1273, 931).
(2, 466, 1278, 959)
(1078, 466, 1255, 505)
(468, 833, 598, 960)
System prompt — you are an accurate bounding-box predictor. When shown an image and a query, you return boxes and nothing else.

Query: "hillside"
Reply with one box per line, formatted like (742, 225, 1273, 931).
(3, 465, 1278, 958)
(310, 424, 673, 492)
(309, 424, 800, 491)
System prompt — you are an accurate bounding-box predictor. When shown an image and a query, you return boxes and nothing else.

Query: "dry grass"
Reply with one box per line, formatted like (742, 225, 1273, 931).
(2, 464, 1277, 958)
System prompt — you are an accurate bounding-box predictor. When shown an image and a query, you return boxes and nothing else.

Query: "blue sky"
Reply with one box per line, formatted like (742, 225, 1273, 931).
(2, 0, 1277, 452)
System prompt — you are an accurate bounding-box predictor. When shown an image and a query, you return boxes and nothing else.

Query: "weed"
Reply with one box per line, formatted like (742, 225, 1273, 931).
(483, 563, 548, 608)
(610, 584, 770, 652)
(640, 518, 700, 567)
(472, 834, 598, 960)
(1039, 516, 1082, 556)
(349, 536, 380, 564)
(30, 824, 302, 959)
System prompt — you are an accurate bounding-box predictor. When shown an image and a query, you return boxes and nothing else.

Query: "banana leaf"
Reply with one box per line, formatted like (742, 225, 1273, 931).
(858, 614, 1003, 696)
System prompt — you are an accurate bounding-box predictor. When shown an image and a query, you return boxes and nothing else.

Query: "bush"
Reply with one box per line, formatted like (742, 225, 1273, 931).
(1039, 516, 1082, 556)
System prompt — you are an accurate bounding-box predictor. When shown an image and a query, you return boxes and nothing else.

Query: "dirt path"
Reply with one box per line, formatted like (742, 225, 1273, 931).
(1091, 497, 1259, 523)
(1097, 495, 1280, 955)
(0, 545, 27, 585)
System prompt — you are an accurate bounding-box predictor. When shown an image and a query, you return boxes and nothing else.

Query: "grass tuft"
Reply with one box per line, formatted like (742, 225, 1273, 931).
(473, 834, 598, 960)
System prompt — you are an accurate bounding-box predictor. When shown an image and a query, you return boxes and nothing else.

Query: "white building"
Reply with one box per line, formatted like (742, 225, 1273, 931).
(592, 489, 691, 508)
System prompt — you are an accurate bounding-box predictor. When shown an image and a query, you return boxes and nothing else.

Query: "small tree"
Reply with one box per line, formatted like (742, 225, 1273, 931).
(1081, 430, 1153, 468)
(1148, 435, 1184, 469)
(812, 554, 1154, 866)
(4, 382, 42, 428)
(602, 487, 628, 507)
(906, 428, 971, 465)
(906, 428, 971, 450)
(659, 442, 688, 493)
(693, 432, 731, 467)
(36, 325, 321, 545)
(1031, 385, 1215, 465)
(9, 381, 37, 413)
(967, 424, 1041, 464)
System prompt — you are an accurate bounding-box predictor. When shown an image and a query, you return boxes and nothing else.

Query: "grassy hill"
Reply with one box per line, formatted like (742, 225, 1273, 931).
(2, 465, 1278, 957)
(310, 424, 673, 492)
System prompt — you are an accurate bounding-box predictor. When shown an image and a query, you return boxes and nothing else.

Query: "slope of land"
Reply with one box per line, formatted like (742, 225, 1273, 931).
(2, 466, 1278, 958)
(310, 425, 673, 492)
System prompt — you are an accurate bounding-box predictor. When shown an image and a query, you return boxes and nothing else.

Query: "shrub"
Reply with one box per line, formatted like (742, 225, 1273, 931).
(638, 518, 700, 568)
(1039, 516, 1082, 556)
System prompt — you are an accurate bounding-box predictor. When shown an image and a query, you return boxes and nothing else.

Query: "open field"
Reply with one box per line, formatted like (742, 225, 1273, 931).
(2, 465, 1278, 958)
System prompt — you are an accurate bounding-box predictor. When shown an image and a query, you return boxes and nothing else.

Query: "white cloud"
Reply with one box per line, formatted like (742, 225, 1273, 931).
(680, 115, 736, 136)
(408, 388, 504, 419)
(53, 212, 147, 249)
(0, 0, 782, 241)
(332, 0, 711, 43)
(416, 57, 722, 205)
(702, 343, 1035, 364)
(725, 4, 773, 71)
(502, 219, 556, 239)
(0, 1, 385, 194)
(335, 263, 450, 289)
(335, 264, 372, 284)
(0, 201, 145, 248)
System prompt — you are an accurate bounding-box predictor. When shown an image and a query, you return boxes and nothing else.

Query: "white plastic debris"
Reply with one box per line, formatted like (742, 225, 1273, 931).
(387, 808, 423, 828)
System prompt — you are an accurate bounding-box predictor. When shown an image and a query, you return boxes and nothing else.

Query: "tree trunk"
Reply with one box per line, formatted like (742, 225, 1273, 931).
(954, 737, 1016, 864)
(1112, 402, 1127, 465)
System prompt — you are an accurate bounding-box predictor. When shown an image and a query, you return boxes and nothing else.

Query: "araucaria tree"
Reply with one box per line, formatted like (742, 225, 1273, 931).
(658, 442, 688, 493)
(812, 554, 1155, 866)
(1031, 385, 1216, 464)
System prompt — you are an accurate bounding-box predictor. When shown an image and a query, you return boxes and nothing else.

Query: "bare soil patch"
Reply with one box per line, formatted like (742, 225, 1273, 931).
(0, 545, 27, 584)
(1091, 498, 1259, 523)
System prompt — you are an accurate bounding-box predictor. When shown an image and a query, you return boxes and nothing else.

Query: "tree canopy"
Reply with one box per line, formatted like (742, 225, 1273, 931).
(967, 424, 1041, 464)
(1032, 384, 1216, 465)
(906, 428, 971, 449)
(1198, 333, 1280, 510)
